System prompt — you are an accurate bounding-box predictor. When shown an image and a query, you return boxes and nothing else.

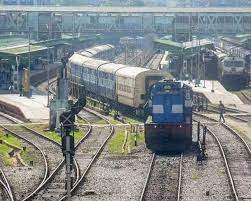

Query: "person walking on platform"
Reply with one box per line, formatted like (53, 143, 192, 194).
(219, 100, 225, 123)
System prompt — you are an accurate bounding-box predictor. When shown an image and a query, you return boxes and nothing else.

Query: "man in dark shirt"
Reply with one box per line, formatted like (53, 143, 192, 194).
(219, 100, 225, 123)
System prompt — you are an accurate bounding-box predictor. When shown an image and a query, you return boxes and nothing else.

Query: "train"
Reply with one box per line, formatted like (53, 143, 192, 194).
(202, 47, 249, 89)
(68, 44, 193, 153)
(160, 51, 178, 75)
(220, 55, 249, 89)
(145, 80, 193, 153)
(68, 52, 172, 116)
(78, 44, 115, 61)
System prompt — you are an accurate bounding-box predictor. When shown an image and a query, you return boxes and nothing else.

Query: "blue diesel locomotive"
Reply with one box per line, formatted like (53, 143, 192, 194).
(145, 80, 193, 153)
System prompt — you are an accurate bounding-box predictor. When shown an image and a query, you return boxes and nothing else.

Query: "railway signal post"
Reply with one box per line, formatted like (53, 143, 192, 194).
(60, 111, 75, 198)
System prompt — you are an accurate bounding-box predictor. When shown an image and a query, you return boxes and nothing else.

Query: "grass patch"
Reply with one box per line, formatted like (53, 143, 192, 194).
(124, 116, 143, 124)
(109, 118, 122, 125)
(108, 129, 145, 155)
(229, 125, 251, 146)
(96, 119, 107, 124)
(0, 130, 36, 166)
(76, 117, 87, 125)
(20, 148, 39, 166)
(191, 173, 200, 180)
(0, 130, 22, 148)
(0, 144, 13, 166)
(27, 124, 84, 143)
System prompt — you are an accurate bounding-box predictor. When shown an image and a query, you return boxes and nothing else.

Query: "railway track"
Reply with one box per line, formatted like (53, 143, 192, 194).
(193, 113, 251, 201)
(1, 124, 63, 201)
(238, 92, 251, 105)
(77, 109, 102, 124)
(58, 109, 114, 200)
(0, 167, 15, 201)
(29, 119, 92, 200)
(145, 53, 163, 70)
(140, 153, 183, 201)
(0, 113, 17, 124)
(1, 126, 50, 201)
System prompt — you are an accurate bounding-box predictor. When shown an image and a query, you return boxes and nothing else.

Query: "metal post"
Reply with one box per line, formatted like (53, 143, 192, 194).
(134, 125, 138, 146)
(65, 134, 71, 199)
(202, 52, 205, 88)
(125, 44, 127, 65)
(28, 26, 31, 76)
(47, 63, 50, 107)
(197, 122, 200, 143)
(203, 126, 207, 146)
(16, 56, 20, 92)
(211, 80, 215, 92)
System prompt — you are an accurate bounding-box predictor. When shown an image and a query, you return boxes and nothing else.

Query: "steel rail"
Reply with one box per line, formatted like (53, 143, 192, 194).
(0, 126, 49, 200)
(194, 112, 251, 201)
(139, 153, 156, 201)
(58, 108, 115, 201)
(222, 123, 251, 154)
(240, 92, 251, 105)
(193, 112, 251, 154)
(20, 118, 92, 200)
(177, 153, 183, 201)
(0, 167, 15, 201)
(208, 104, 247, 114)
(206, 127, 239, 201)
(0, 113, 80, 200)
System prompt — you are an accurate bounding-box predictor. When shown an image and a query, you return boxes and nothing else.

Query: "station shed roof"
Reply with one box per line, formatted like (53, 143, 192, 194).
(154, 38, 214, 56)
(0, 45, 48, 56)
(32, 39, 71, 47)
(154, 39, 182, 53)
(183, 39, 214, 49)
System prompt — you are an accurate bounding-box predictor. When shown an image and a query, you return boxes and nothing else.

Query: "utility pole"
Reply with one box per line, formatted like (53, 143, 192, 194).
(28, 26, 31, 77)
(28, 26, 31, 97)
(47, 61, 50, 107)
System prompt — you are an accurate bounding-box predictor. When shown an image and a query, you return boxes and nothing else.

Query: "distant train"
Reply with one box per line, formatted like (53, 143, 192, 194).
(220, 56, 249, 89)
(203, 48, 249, 89)
(145, 80, 193, 153)
(68, 53, 172, 116)
(160, 51, 177, 74)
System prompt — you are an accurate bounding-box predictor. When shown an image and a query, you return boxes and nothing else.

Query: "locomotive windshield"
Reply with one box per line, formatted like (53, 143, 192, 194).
(224, 60, 244, 68)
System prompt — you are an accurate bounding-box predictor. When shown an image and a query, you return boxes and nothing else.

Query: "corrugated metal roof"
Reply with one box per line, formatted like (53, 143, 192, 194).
(116, 67, 150, 78)
(99, 63, 125, 74)
(82, 57, 109, 70)
(79, 44, 114, 57)
(154, 39, 182, 48)
(69, 53, 91, 66)
(183, 39, 213, 49)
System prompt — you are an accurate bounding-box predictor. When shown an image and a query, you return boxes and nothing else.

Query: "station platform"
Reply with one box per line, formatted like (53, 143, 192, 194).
(184, 80, 243, 105)
(0, 94, 49, 122)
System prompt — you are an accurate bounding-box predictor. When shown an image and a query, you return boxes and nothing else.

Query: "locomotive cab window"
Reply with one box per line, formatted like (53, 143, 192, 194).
(234, 61, 244, 67)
